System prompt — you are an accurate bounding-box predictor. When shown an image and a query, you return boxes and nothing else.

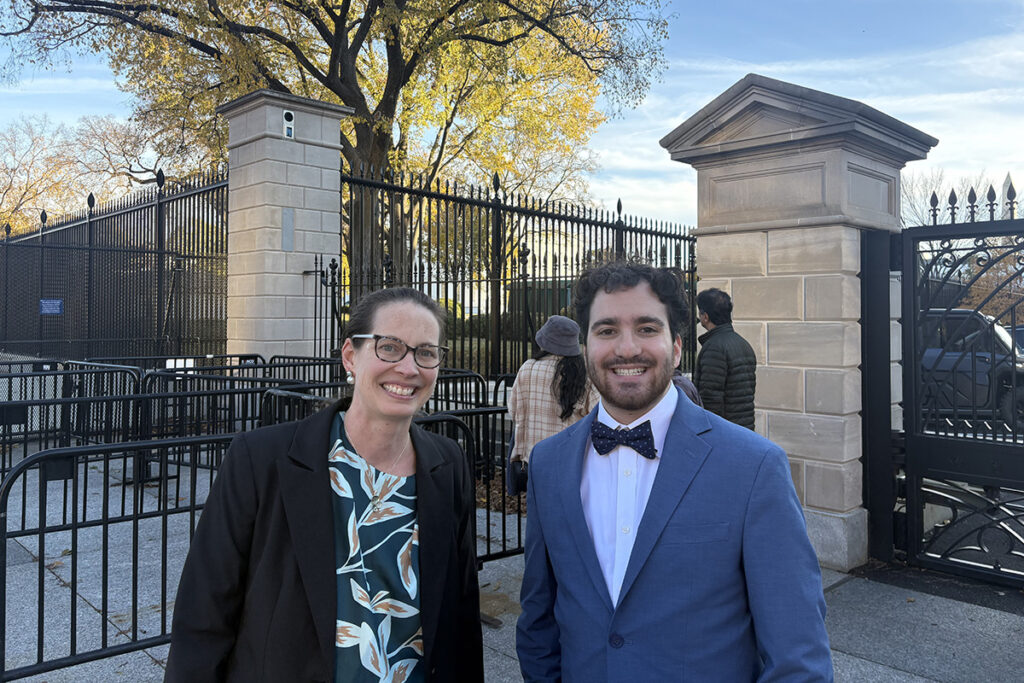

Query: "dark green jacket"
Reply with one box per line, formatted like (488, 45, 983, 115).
(694, 323, 757, 429)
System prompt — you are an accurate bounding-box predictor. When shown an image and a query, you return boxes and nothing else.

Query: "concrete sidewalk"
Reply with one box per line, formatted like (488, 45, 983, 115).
(478, 555, 1024, 683)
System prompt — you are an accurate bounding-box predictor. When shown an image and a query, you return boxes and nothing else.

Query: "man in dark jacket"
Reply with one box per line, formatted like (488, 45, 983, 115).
(694, 288, 757, 429)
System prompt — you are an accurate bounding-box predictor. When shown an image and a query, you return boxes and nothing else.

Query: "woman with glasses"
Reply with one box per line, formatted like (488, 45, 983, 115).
(166, 288, 484, 683)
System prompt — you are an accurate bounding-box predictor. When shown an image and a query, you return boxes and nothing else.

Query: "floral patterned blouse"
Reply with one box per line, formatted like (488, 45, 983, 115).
(329, 414, 424, 683)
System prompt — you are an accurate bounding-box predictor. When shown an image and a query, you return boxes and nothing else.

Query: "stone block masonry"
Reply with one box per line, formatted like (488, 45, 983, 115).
(661, 74, 935, 570)
(218, 90, 353, 359)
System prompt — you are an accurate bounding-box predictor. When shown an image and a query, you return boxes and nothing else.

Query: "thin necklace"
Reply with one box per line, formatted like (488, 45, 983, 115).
(382, 437, 411, 472)
(370, 437, 411, 511)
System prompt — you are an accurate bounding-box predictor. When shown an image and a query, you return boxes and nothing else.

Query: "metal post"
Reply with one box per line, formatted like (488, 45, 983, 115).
(86, 194, 95, 359)
(155, 170, 166, 354)
(174, 258, 184, 355)
(489, 174, 505, 378)
(900, 226, 924, 562)
(862, 229, 894, 560)
(614, 199, 625, 260)
(329, 258, 340, 357)
(687, 235, 698, 371)
(328, 257, 342, 381)
(519, 243, 531, 366)
(38, 211, 46, 354)
(2, 223, 9, 347)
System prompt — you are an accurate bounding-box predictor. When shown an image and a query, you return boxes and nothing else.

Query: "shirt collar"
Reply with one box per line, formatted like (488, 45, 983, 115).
(596, 385, 679, 458)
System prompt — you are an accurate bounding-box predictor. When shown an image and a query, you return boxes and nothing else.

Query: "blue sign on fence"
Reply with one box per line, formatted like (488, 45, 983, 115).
(39, 299, 64, 315)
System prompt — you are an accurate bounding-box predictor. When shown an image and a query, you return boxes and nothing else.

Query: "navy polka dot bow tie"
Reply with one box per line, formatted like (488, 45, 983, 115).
(590, 420, 658, 459)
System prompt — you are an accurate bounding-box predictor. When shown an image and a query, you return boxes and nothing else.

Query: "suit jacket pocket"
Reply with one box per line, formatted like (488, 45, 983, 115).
(662, 521, 730, 543)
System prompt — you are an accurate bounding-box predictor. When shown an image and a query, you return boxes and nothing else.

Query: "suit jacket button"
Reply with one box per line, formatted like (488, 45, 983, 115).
(609, 634, 624, 648)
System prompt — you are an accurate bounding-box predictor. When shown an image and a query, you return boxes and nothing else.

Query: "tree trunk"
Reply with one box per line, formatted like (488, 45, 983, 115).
(342, 130, 415, 302)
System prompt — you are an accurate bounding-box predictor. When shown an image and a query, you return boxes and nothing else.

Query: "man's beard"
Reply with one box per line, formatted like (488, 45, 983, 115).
(586, 352, 675, 416)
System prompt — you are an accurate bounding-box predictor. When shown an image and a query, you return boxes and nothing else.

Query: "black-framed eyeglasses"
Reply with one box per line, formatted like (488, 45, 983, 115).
(351, 334, 448, 369)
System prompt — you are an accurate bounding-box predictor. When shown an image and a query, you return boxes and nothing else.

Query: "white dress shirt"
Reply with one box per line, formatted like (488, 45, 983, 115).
(580, 386, 678, 606)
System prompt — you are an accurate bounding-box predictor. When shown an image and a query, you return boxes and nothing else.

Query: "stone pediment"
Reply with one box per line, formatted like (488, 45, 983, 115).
(699, 102, 828, 146)
(660, 73, 936, 166)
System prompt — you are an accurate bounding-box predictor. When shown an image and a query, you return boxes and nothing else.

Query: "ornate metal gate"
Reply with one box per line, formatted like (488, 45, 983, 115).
(897, 191, 1024, 586)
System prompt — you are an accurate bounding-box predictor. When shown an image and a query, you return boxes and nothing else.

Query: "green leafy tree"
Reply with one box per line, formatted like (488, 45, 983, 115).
(2, 0, 668, 280)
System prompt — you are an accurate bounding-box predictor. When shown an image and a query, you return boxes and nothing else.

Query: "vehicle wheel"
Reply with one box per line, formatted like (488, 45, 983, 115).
(999, 386, 1024, 426)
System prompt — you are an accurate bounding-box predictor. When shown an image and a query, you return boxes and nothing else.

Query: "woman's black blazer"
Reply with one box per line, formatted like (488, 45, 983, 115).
(165, 402, 484, 682)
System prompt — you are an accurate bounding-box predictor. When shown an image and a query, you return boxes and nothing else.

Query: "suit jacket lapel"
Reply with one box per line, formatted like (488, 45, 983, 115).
(410, 425, 451, 672)
(278, 402, 341, 676)
(617, 393, 712, 603)
(558, 410, 615, 613)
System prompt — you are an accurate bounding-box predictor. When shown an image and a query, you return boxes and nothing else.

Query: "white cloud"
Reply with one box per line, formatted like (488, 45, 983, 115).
(589, 173, 697, 226)
(0, 76, 120, 95)
(589, 21, 1024, 225)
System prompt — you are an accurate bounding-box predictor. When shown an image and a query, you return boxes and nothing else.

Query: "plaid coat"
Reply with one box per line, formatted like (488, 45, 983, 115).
(508, 356, 598, 464)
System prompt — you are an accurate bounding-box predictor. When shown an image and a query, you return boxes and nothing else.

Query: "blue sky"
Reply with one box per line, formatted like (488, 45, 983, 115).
(3, 0, 1024, 224)
(588, 0, 1024, 223)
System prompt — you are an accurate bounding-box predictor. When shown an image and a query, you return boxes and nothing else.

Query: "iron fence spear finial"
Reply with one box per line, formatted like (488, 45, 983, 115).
(614, 199, 625, 260)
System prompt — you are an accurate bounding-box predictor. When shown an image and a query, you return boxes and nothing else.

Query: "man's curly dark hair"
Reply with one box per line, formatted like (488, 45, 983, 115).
(572, 261, 690, 341)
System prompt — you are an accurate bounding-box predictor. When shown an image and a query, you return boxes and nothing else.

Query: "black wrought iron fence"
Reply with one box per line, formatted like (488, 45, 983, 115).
(331, 166, 697, 377)
(0, 170, 227, 361)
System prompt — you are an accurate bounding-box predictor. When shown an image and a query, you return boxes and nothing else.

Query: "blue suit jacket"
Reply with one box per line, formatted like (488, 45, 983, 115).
(516, 388, 833, 682)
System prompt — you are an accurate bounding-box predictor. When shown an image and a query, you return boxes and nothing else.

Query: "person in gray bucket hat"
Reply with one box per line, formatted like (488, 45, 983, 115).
(506, 315, 597, 495)
(534, 314, 582, 356)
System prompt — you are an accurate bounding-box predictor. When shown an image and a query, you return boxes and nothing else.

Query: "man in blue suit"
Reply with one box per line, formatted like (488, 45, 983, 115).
(516, 261, 832, 682)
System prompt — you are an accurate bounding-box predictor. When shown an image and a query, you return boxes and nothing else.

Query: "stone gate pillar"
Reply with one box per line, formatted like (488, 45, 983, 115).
(217, 90, 352, 359)
(661, 74, 936, 570)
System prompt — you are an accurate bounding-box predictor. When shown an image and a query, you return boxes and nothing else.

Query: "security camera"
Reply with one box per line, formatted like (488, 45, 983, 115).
(283, 110, 295, 139)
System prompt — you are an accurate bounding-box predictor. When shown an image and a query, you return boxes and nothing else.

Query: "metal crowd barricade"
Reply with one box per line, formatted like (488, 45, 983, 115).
(0, 366, 142, 478)
(0, 382, 521, 679)
(0, 361, 61, 374)
(137, 370, 314, 440)
(427, 368, 489, 412)
(0, 435, 234, 681)
(267, 355, 345, 385)
(86, 354, 267, 372)
(259, 387, 341, 426)
(416, 407, 522, 563)
(259, 385, 349, 427)
(256, 366, 489, 417)
(492, 373, 517, 407)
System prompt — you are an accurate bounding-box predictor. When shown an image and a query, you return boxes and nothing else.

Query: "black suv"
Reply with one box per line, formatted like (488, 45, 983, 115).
(920, 308, 1024, 425)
